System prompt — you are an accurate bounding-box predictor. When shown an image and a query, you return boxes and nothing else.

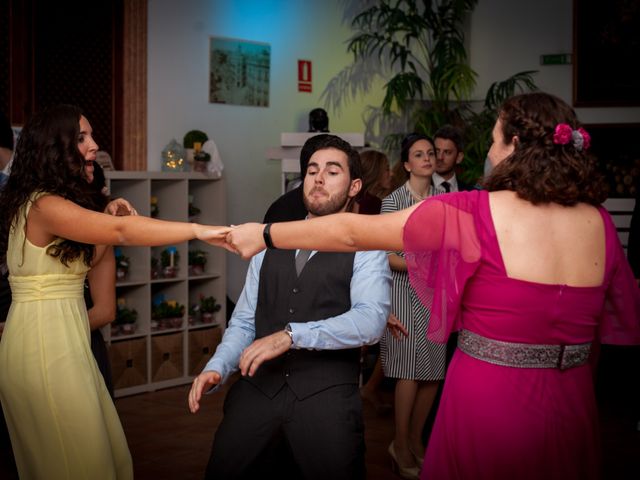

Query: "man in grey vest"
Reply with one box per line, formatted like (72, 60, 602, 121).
(189, 135, 391, 479)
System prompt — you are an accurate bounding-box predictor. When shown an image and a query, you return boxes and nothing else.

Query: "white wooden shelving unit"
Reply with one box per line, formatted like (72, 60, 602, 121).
(104, 171, 226, 397)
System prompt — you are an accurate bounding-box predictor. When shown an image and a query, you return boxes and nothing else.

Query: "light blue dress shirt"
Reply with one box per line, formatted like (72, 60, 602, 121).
(203, 249, 392, 385)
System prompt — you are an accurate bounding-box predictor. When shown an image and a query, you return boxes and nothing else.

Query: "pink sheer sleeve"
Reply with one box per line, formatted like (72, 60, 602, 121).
(599, 207, 640, 345)
(403, 192, 482, 343)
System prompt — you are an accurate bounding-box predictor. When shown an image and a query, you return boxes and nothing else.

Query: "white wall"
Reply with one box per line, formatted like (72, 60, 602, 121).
(469, 0, 640, 123)
(148, 0, 384, 301)
(148, 0, 640, 301)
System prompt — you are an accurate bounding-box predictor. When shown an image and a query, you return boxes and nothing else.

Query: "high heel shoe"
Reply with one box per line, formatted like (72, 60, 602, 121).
(388, 441, 420, 479)
(409, 447, 424, 469)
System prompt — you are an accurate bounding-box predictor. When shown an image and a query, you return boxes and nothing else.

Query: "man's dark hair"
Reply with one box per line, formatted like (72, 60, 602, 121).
(299, 134, 332, 176)
(303, 134, 362, 181)
(433, 124, 465, 152)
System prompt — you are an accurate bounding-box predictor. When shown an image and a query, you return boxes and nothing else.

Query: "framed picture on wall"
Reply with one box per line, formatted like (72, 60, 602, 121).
(209, 36, 271, 107)
(573, 0, 640, 106)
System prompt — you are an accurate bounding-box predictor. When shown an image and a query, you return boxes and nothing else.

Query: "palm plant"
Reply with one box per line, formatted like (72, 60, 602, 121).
(322, 0, 538, 183)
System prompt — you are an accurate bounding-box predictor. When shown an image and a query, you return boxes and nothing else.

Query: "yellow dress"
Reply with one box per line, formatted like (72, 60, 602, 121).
(0, 194, 133, 479)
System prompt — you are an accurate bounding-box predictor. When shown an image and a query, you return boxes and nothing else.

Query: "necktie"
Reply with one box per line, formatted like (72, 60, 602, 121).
(441, 181, 451, 193)
(295, 249, 312, 276)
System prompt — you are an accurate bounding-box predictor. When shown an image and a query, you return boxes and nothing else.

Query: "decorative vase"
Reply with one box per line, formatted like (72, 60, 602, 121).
(190, 264, 204, 276)
(121, 323, 136, 334)
(201, 312, 214, 324)
(116, 267, 128, 280)
(194, 160, 208, 173)
(162, 266, 178, 278)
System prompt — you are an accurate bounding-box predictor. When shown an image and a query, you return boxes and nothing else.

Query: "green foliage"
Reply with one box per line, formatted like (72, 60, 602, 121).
(160, 248, 180, 268)
(188, 249, 207, 266)
(322, 0, 538, 183)
(199, 295, 221, 314)
(182, 130, 209, 149)
(115, 306, 138, 325)
(152, 301, 185, 319)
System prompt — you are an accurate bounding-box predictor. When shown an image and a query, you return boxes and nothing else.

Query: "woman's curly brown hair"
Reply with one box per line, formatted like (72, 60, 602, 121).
(483, 92, 608, 205)
(0, 104, 108, 267)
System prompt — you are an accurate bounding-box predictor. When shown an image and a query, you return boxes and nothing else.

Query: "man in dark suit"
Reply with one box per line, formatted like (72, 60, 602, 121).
(189, 135, 391, 480)
(433, 124, 475, 193)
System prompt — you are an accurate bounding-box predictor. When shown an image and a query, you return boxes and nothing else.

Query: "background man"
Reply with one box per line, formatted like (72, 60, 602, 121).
(189, 135, 392, 480)
(433, 124, 474, 193)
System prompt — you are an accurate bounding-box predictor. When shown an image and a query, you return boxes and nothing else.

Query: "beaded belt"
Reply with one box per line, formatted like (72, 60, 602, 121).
(458, 329, 591, 370)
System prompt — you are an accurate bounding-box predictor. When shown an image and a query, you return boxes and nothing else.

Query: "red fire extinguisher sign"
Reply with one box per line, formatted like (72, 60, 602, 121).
(298, 60, 312, 93)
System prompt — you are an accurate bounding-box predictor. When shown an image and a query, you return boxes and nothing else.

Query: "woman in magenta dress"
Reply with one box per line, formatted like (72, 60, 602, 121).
(226, 92, 640, 479)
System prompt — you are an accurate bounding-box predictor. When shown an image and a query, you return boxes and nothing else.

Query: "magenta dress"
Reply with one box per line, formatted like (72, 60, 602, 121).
(403, 190, 640, 480)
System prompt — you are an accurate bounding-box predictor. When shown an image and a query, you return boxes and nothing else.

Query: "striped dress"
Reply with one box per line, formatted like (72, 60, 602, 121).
(380, 182, 446, 381)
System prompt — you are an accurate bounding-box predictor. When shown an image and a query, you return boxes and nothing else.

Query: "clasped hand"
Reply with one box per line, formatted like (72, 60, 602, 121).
(198, 222, 270, 259)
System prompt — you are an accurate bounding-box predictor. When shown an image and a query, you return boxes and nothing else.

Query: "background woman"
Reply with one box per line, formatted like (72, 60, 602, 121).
(226, 92, 640, 480)
(0, 104, 228, 479)
(380, 134, 444, 478)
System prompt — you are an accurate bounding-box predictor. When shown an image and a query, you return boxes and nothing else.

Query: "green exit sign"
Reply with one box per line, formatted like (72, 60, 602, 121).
(540, 54, 572, 65)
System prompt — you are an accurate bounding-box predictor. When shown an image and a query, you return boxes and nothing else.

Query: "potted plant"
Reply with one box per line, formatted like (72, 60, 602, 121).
(321, 0, 538, 183)
(188, 249, 207, 276)
(113, 304, 138, 336)
(160, 247, 180, 278)
(183, 129, 209, 169)
(114, 250, 130, 281)
(152, 300, 185, 330)
(199, 294, 221, 324)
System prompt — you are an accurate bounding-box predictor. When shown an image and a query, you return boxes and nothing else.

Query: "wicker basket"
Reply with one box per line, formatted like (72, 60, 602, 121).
(110, 338, 148, 389)
(188, 327, 222, 375)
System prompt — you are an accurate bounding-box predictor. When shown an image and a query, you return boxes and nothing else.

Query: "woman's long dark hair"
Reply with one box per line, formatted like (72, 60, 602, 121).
(484, 92, 607, 205)
(0, 104, 108, 267)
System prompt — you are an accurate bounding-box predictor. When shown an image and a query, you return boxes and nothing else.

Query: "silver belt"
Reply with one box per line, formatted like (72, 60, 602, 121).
(458, 329, 591, 370)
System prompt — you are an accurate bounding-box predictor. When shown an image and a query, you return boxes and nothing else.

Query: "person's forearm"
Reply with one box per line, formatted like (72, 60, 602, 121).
(115, 215, 200, 246)
(267, 211, 406, 253)
(88, 304, 115, 330)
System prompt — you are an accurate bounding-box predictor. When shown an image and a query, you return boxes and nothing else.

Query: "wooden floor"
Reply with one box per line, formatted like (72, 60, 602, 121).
(1, 350, 639, 479)
(114, 381, 640, 480)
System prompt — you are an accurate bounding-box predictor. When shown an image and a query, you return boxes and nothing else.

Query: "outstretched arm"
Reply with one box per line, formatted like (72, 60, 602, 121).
(228, 205, 418, 259)
(28, 194, 232, 249)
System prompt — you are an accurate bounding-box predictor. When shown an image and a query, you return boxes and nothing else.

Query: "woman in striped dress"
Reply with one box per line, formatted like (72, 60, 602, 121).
(381, 133, 446, 479)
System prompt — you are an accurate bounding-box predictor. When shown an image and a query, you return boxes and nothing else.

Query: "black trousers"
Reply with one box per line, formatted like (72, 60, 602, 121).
(205, 379, 365, 480)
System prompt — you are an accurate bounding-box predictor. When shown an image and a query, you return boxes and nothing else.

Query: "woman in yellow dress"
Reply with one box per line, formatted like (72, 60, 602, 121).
(0, 104, 230, 479)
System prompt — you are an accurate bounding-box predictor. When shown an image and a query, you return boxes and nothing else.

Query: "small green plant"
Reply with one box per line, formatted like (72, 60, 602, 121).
(160, 247, 180, 268)
(188, 250, 208, 267)
(183, 130, 209, 149)
(152, 300, 185, 319)
(115, 306, 138, 325)
(199, 295, 221, 314)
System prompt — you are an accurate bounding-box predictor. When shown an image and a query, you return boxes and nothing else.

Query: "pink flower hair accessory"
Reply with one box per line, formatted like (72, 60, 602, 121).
(552, 123, 591, 152)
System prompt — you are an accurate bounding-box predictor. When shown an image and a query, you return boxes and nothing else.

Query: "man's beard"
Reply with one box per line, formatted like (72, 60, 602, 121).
(303, 186, 350, 216)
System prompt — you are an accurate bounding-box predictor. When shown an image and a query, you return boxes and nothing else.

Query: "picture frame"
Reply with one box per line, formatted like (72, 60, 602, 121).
(209, 36, 270, 107)
(573, 0, 640, 106)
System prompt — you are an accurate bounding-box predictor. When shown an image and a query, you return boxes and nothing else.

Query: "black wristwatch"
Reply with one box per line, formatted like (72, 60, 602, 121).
(284, 323, 294, 345)
(263, 223, 276, 249)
